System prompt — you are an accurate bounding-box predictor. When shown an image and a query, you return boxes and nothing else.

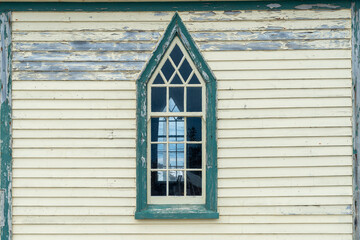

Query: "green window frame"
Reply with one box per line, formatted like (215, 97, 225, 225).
(135, 13, 218, 219)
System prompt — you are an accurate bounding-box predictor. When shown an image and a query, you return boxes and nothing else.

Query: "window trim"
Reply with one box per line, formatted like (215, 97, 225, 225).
(135, 13, 218, 219)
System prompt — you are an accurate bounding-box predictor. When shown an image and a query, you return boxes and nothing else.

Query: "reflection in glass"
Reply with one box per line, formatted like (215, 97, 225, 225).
(187, 144, 202, 169)
(169, 117, 184, 142)
(169, 87, 184, 112)
(151, 87, 166, 112)
(169, 144, 184, 169)
(187, 171, 202, 196)
(151, 117, 166, 142)
(170, 73, 182, 84)
(161, 59, 175, 81)
(179, 59, 192, 82)
(170, 44, 183, 66)
(169, 171, 184, 196)
(188, 74, 200, 84)
(151, 144, 166, 169)
(153, 74, 164, 84)
(151, 171, 167, 196)
(187, 87, 202, 112)
(187, 117, 202, 141)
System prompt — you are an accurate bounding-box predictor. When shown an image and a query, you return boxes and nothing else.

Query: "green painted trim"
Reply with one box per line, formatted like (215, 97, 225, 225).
(0, 11, 12, 240)
(136, 13, 218, 219)
(0, 1, 351, 12)
(352, 1, 360, 239)
(135, 205, 219, 219)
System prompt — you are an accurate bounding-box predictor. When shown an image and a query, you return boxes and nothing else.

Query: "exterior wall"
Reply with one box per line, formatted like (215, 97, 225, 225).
(11, 9, 353, 239)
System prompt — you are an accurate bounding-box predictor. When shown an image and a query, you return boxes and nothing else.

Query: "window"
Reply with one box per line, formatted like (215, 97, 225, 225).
(135, 13, 218, 219)
(148, 37, 205, 204)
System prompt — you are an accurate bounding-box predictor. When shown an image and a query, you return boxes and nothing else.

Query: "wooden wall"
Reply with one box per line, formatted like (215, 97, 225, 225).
(11, 10, 353, 239)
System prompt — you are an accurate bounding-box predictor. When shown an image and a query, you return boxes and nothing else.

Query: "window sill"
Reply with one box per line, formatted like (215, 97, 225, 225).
(135, 204, 219, 219)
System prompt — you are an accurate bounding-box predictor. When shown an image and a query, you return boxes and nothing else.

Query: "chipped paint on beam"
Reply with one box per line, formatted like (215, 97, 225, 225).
(0, 11, 12, 240)
(352, 1, 360, 240)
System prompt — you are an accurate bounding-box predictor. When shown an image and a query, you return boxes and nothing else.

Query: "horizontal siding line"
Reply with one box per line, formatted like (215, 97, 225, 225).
(10, 185, 352, 189)
(9, 222, 353, 225)
(218, 97, 352, 100)
(217, 78, 352, 81)
(12, 68, 352, 72)
(9, 233, 354, 236)
(13, 18, 352, 23)
(217, 136, 352, 139)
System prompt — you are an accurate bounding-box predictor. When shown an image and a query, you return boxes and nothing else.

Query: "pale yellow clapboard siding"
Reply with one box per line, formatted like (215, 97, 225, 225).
(218, 128, 352, 138)
(11, 10, 352, 240)
(12, 215, 353, 224)
(11, 223, 352, 234)
(12, 10, 351, 22)
(203, 49, 351, 60)
(12, 177, 352, 188)
(9, 235, 354, 240)
(218, 156, 352, 168)
(12, 129, 136, 139)
(209, 59, 351, 70)
(11, 196, 352, 207)
(12, 158, 136, 168)
(218, 108, 352, 118)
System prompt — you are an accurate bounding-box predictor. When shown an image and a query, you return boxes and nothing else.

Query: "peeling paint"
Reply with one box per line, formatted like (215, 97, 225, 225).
(295, 4, 340, 10)
(267, 3, 282, 9)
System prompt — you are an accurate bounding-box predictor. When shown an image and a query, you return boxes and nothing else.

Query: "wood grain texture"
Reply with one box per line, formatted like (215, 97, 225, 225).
(11, 9, 353, 238)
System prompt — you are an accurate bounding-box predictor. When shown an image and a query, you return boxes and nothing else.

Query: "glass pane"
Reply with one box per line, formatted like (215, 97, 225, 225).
(187, 171, 202, 196)
(169, 171, 184, 196)
(170, 44, 183, 67)
(151, 87, 166, 112)
(151, 171, 167, 196)
(169, 143, 184, 169)
(161, 59, 175, 81)
(151, 144, 166, 169)
(153, 73, 164, 84)
(187, 87, 202, 112)
(169, 87, 184, 112)
(179, 59, 192, 82)
(151, 117, 166, 142)
(188, 74, 200, 84)
(187, 144, 202, 169)
(170, 73, 183, 84)
(187, 117, 202, 141)
(169, 117, 184, 141)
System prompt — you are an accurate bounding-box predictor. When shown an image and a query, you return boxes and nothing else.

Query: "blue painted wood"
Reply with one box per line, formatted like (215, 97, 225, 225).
(13, 42, 156, 51)
(13, 61, 145, 72)
(352, 1, 360, 239)
(12, 52, 151, 62)
(135, 13, 218, 219)
(0, 11, 12, 240)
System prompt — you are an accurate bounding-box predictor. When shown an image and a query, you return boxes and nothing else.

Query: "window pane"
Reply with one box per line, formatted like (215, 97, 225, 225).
(151, 87, 166, 112)
(151, 144, 167, 169)
(170, 73, 183, 84)
(188, 74, 200, 84)
(187, 87, 202, 112)
(179, 59, 192, 82)
(169, 143, 184, 169)
(169, 117, 184, 141)
(169, 171, 184, 196)
(187, 117, 202, 141)
(187, 144, 202, 169)
(187, 171, 202, 196)
(151, 171, 167, 196)
(151, 117, 166, 142)
(153, 73, 164, 84)
(170, 44, 183, 67)
(161, 59, 175, 81)
(169, 87, 184, 112)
